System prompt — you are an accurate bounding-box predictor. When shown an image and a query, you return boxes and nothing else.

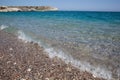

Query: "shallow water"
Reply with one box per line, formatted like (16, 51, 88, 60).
(0, 11, 120, 79)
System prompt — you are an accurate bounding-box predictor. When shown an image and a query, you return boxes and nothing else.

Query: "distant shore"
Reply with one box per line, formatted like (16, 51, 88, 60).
(0, 30, 105, 80)
(0, 6, 58, 12)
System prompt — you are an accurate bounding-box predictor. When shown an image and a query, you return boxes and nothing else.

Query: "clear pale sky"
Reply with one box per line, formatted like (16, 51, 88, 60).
(0, 0, 120, 11)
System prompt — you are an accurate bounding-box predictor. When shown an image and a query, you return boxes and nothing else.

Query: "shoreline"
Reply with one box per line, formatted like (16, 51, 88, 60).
(0, 30, 105, 80)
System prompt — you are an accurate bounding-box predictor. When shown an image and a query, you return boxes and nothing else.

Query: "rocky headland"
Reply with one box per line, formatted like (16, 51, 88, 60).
(0, 6, 58, 12)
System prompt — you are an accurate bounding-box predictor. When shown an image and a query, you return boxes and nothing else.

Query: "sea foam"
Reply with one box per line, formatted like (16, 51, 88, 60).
(17, 30, 112, 80)
(45, 47, 112, 80)
(0, 25, 8, 30)
(17, 30, 32, 43)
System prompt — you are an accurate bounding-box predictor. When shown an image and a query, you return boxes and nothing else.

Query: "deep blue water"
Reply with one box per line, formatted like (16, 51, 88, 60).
(0, 11, 120, 79)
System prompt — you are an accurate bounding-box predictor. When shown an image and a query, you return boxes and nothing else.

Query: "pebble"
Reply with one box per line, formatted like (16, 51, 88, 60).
(7, 61, 11, 64)
(0, 55, 3, 59)
(40, 75, 43, 78)
(93, 74, 96, 78)
(9, 48, 13, 51)
(27, 68, 31, 72)
(52, 64, 55, 66)
(13, 62, 16, 65)
(45, 78, 49, 80)
(20, 78, 26, 80)
(66, 67, 72, 72)
(49, 77, 55, 80)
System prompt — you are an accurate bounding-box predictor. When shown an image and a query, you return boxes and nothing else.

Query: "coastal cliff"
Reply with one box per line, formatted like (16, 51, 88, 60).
(0, 6, 58, 12)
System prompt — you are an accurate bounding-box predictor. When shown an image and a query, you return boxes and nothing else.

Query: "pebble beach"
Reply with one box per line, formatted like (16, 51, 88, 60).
(0, 31, 105, 80)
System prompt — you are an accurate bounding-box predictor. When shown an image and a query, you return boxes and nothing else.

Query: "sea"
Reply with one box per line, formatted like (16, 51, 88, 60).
(0, 11, 120, 80)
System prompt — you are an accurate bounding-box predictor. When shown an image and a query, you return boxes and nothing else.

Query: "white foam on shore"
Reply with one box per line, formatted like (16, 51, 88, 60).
(17, 30, 32, 43)
(0, 25, 8, 30)
(45, 47, 112, 80)
(17, 30, 112, 80)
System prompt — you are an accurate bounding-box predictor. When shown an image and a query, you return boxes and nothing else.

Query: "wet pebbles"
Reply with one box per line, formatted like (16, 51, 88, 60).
(0, 31, 105, 80)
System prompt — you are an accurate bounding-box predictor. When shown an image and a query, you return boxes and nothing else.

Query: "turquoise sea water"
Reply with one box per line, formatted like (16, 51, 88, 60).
(0, 11, 120, 79)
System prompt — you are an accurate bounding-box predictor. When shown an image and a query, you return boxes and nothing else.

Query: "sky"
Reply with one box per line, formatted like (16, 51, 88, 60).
(0, 0, 120, 11)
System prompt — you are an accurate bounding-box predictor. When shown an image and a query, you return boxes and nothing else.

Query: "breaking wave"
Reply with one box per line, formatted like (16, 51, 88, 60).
(16, 30, 112, 80)
(45, 48, 112, 80)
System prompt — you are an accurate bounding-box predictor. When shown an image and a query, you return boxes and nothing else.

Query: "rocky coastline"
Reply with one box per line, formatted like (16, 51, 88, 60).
(0, 6, 58, 12)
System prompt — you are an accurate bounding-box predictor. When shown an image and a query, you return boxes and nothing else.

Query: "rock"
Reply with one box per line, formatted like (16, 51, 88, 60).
(93, 74, 96, 78)
(0, 6, 58, 12)
(45, 78, 49, 80)
(34, 43, 39, 46)
(0, 6, 7, 9)
(51, 64, 55, 66)
(30, 41, 34, 44)
(66, 67, 72, 72)
(39, 75, 43, 78)
(27, 68, 31, 72)
(7, 61, 11, 64)
(49, 77, 55, 80)
(20, 78, 26, 80)
(13, 62, 17, 65)
(9, 48, 13, 51)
